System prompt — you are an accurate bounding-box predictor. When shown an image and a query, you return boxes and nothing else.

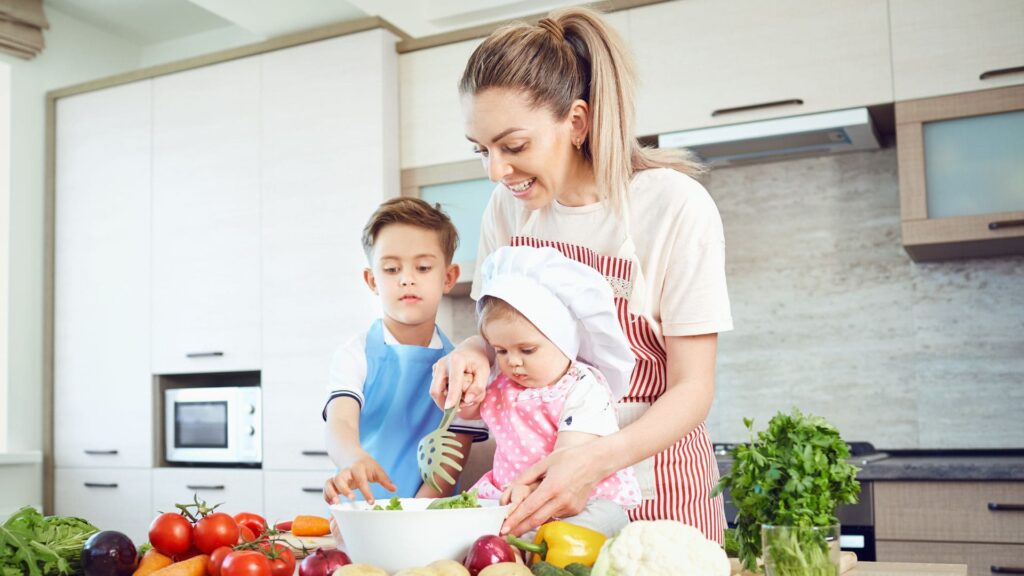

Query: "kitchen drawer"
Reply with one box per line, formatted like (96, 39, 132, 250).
(55, 467, 152, 544)
(152, 468, 263, 516)
(875, 482, 1024, 544)
(263, 471, 334, 523)
(878, 541, 1024, 576)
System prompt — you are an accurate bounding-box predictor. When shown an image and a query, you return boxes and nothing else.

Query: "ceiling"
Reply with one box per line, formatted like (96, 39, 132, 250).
(43, 0, 587, 46)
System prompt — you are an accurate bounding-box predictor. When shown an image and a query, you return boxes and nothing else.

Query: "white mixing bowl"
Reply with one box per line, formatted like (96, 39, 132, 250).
(329, 498, 510, 572)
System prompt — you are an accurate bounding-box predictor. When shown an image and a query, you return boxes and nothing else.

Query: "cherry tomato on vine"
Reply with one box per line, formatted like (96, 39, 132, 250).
(193, 512, 240, 554)
(148, 512, 193, 557)
(221, 550, 271, 576)
(258, 542, 295, 576)
(207, 546, 233, 576)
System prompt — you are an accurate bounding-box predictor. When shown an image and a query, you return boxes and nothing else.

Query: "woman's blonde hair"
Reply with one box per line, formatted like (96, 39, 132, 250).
(459, 6, 704, 211)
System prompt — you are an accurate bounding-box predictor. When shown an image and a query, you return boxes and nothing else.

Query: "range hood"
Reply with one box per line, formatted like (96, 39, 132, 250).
(657, 107, 880, 167)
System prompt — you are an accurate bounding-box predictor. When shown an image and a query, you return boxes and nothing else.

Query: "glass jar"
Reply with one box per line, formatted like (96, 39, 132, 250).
(761, 523, 841, 576)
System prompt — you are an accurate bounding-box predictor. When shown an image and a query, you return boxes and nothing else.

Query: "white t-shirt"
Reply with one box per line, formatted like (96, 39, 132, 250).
(324, 325, 489, 441)
(472, 168, 733, 342)
(553, 363, 620, 437)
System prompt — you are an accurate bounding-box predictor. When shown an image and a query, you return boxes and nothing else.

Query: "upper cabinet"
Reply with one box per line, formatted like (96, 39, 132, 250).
(54, 81, 153, 468)
(151, 57, 262, 374)
(629, 0, 893, 137)
(890, 0, 1024, 101)
(260, 31, 396, 471)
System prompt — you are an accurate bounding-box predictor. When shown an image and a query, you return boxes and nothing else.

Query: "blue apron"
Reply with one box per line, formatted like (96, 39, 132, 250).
(359, 319, 454, 500)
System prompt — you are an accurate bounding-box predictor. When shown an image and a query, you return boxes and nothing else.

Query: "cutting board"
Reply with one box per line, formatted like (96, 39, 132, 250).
(730, 551, 858, 575)
(277, 532, 337, 558)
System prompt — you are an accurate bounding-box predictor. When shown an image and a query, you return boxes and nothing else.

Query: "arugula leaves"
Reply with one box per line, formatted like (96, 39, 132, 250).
(712, 410, 860, 573)
(0, 506, 99, 576)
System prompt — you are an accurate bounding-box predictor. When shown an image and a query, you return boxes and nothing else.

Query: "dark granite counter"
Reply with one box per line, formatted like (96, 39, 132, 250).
(716, 452, 1024, 482)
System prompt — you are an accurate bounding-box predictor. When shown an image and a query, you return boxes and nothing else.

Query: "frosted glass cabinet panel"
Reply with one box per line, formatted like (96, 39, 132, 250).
(897, 85, 1024, 261)
(924, 110, 1024, 219)
(421, 177, 495, 269)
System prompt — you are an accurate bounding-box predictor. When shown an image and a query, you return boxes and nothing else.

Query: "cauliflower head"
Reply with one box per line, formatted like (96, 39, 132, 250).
(591, 520, 730, 576)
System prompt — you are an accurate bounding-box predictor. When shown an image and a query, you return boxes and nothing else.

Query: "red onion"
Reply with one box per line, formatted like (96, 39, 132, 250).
(298, 547, 352, 576)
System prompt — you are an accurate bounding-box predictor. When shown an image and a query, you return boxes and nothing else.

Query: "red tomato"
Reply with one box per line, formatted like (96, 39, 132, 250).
(207, 546, 233, 576)
(221, 551, 271, 576)
(261, 543, 295, 576)
(232, 512, 267, 536)
(193, 513, 240, 554)
(148, 512, 193, 557)
(238, 525, 256, 544)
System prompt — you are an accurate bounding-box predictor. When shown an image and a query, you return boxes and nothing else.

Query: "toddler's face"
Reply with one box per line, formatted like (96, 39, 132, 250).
(365, 223, 458, 330)
(483, 315, 570, 389)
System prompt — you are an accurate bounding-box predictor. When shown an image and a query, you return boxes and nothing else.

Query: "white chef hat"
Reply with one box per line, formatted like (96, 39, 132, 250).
(476, 246, 635, 401)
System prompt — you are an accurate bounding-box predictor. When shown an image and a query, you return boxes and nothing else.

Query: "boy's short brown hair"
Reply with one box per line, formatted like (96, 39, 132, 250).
(362, 197, 459, 263)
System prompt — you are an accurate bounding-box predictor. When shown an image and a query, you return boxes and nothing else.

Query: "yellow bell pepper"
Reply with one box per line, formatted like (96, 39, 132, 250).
(507, 520, 606, 568)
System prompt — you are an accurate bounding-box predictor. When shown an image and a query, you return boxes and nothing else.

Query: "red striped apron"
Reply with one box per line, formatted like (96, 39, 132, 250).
(509, 234, 726, 544)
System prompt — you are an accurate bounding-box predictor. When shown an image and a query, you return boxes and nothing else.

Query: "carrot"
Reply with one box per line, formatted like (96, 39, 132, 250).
(132, 549, 174, 576)
(147, 554, 209, 576)
(291, 515, 331, 537)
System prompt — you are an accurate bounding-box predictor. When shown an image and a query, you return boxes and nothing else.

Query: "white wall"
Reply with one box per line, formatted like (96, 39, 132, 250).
(0, 6, 143, 510)
(0, 61, 9, 453)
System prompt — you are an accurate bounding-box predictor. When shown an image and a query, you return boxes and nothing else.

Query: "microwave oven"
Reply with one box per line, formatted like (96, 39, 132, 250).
(164, 386, 262, 465)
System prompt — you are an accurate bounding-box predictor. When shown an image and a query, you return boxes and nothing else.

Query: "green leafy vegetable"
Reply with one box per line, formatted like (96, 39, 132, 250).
(371, 496, 403, 511)
(426, 488, 481, 510)
(711, 409, 860, 574)
(0, 506, 99, 576)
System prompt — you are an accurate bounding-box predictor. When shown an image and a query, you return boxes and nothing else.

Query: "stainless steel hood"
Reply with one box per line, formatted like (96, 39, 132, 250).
(658, 107, 881, 167)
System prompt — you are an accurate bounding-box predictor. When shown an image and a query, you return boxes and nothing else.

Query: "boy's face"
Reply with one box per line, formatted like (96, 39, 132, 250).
(364, 223, 459, 331)
(483, 315, 570, 389)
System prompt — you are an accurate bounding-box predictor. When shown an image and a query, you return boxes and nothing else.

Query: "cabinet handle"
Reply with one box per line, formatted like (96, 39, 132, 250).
(991, 567, 1024, 574)
(988, 502, 1024, 512)
(186, 484, 225, 490)
(301, 487, 323, 493)
(84, 482, 118, 488)
(185, 351, 224, 358)
(989, 219, 1024, 231)
(301, 450, 329, 457)
(84, 449, 118, 455)
(980, 65, 1024, 81)
(711, 99, 804, 117)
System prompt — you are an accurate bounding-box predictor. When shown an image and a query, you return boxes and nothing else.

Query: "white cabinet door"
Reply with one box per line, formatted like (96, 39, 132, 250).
(151, 56, 262, 374)
(55, 468, 153, 544)
(152, 468, 264, 516)
(630, 0, 893, 136)
(890, 0, 1024, 100)
(54, 81, 153, 468)
(260, 32, 393, 470)
(263, 471, 334, 523)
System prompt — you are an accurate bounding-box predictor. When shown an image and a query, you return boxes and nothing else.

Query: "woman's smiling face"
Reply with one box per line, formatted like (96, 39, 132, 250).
(462, 88, 578, 210)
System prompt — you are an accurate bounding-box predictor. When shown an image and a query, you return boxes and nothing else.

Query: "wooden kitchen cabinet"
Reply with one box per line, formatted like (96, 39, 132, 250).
(259, 31, 396, 471)
(151, 56, 262, 375)
(889, 0, 1024, 101)
(628, 0, 892, 137)
(54, 80, 154, 469)
(152, 468, 264, 517)
(55, 467, 152, 543)
(876, 481, 1024, 575)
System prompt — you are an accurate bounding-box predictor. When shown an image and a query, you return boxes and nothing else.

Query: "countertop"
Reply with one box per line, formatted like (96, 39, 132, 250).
(731, 561, 966, 576)
(717, 452, 1024, 482)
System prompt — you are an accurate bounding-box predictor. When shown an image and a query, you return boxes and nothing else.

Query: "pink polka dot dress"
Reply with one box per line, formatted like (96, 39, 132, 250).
(471, 363, 641, 508)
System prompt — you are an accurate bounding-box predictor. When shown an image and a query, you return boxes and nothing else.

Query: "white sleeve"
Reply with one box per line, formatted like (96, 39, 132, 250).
(322, 333, 368, 420)
(557, 366, 619, 436)
(471, 185, 509, 301)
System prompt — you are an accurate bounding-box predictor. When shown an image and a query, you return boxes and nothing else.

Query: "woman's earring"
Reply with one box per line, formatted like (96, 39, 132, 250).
(574, 138, 582, 151)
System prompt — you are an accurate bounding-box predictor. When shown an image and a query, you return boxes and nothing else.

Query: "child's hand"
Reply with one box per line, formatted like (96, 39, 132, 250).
(431, 346, 490, 409)
(500, 481, 539, 513)
(323, 453, 396, 505)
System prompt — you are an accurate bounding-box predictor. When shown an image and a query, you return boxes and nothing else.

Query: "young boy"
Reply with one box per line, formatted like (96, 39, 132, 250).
(322, 197, 487, 506)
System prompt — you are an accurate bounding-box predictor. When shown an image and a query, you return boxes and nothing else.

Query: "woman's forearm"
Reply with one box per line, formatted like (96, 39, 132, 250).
(460, 334, 492, 361)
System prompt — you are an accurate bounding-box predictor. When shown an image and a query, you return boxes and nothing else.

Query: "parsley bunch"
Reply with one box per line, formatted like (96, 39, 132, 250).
(712, 409, 860, 573)
(0, 506, 99, 576)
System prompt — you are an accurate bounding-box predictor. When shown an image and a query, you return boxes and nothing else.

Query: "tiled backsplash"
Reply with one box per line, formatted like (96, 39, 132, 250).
(441, 149, 1024, 449)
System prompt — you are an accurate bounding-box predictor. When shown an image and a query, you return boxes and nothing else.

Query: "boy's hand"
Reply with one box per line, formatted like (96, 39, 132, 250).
(323, 453, 396, 505)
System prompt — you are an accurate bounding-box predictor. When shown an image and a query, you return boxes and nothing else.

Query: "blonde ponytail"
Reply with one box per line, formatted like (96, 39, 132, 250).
(460, 6, 704, 212)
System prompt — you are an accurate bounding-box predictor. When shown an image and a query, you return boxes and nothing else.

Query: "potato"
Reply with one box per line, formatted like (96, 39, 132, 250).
(333, 564, 388, 576)
(392, 569, 439, 576)
(478, 563, 532, 576)
(427, 560, 470, 576)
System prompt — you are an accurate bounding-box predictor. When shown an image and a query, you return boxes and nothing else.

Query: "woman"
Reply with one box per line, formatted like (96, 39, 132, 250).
(430, 7, 732, 543)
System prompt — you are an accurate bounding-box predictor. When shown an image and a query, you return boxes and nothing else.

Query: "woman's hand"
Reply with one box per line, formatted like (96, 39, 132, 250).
(430, 336, 491, 410)
(323, 451, 396, 505)
(499, 443, 608, 536)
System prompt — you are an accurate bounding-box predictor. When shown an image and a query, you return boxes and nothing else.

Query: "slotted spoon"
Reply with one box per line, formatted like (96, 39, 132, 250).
(417, 406, 463, 492)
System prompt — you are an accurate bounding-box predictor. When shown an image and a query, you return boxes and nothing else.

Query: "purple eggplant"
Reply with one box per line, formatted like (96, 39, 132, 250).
(463, 534, 519, 575)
